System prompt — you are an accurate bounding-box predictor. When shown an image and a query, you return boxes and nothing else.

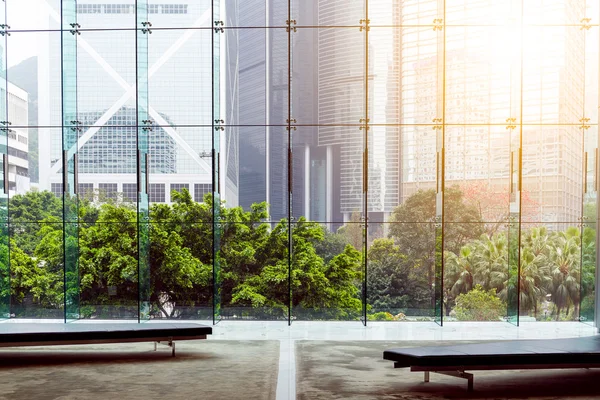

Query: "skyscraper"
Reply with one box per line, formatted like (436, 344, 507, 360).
(37, 0, 238, 205)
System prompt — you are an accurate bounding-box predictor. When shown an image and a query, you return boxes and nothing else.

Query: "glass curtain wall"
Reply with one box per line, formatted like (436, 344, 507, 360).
(0, 0, 598, 325)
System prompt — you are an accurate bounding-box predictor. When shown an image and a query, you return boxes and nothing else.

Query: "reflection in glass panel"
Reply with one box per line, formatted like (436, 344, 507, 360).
(293, 222, 362, 321)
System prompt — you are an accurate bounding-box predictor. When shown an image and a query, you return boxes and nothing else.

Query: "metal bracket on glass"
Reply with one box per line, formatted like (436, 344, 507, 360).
(0, 120, 11, 135)
(433, 19, 443, 31)
(216, 215, 226, 229)
(359, 118, 370, 132)
(0, 24, 10, 37)
(214, 21, 224, 33)
(581, 18, 592, 30)
(142, 119, 153, 132)
(580, 117, 590, 131)
(506, 117, 517, 130)
(359, 19, 370, 32)
(360, 216, 367, 229)
(70, 120, 83, 133)
(141, 22, 152, 34)
(69, 23, 81, 35)
(286, 118, 297, 132)
(214, 119, 225, 132)
(286, 19, 297, 33)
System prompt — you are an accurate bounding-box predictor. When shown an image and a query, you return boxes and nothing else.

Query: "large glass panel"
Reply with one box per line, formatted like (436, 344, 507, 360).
(77, 30, 136, 128)
(148, 222, 212, 319)
(580, 25, 599, 325)
(522, 26, 585, 125)
(148, 29, 213, 127)
(444, 26, 521, 125)
(78, 221, 138, 319)
(292, 221, 363, 321)
(367, 27, 440, 126)
(8, 127, 64, 318)
(292, 0, 365, 28)
(443, 123, 514, 323)
(147, 0, 212, 29)
(445, 0, 521, 26)
(370, 0, 441, 27)
(521, 128, 584, 321)
(523, 0, 586, 26)
(292, 28, 365, 126)
(520, 222, 583, 322)
(10, 221, 64, 319)
(367, 223, 435, 321)
(225, 28, 288, 126)
(291, 126, 364, 224)
(219, 222, 288, 320)
(226, 0, 287, 28)
(75, 1, 135, 30)
(7, 0, 61, 31)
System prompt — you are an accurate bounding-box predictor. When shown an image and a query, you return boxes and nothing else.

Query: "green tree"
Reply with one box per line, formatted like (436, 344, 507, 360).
(366, 238, 411, 313)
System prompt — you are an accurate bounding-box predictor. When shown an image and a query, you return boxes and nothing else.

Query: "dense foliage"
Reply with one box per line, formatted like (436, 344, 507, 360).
(1, 187, 596, 322)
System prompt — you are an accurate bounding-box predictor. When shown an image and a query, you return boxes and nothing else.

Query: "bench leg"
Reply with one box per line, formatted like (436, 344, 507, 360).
(155, 340, 176, 357)
(434, 371, 474, 392)
(424, 371, 430, 383)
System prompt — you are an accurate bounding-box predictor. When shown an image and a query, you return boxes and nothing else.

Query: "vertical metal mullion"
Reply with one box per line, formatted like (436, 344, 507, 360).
(2, 0, 9, 320)
(211, 0, 216, 325)
(362, 0, 369, 327)
(437, 0, 446, 327)
(134, 0, 141, 323)
(515, 0, 525, 327)
(287, 0, 293, 327)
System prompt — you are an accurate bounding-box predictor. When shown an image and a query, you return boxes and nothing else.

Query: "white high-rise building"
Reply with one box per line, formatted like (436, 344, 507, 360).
(37, 0, 238, 205)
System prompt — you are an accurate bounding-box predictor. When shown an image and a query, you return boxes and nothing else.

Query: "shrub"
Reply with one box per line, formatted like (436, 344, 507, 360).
(368, 311, 396, 321)
(453, 285, 506, 321)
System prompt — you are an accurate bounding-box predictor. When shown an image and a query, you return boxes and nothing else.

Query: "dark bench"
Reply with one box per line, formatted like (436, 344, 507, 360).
(384, 336, 600, 391)
(0, 322, 212, 356)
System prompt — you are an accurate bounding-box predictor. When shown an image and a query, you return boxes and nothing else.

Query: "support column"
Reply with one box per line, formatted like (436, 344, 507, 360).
(326, 145, 333, 223)
(304, 145, 310, 218)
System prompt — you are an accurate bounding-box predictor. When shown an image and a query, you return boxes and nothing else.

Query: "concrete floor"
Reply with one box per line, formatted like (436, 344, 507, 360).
(2, 319, 598, 399)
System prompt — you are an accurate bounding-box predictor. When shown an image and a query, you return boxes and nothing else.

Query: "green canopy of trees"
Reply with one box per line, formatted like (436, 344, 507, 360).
(0, 186, 596, 322)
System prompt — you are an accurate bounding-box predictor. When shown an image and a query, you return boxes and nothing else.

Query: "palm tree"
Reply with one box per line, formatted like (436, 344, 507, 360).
(471, 233, 508, 293)
(548, 227, 581, 320)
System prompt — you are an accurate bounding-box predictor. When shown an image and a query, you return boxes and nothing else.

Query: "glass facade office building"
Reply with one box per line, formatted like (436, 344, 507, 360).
(0, 0, 598, 325)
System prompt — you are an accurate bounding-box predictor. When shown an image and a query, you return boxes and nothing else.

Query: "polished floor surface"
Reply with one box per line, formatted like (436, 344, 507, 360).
(1, 319, 597, 399)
